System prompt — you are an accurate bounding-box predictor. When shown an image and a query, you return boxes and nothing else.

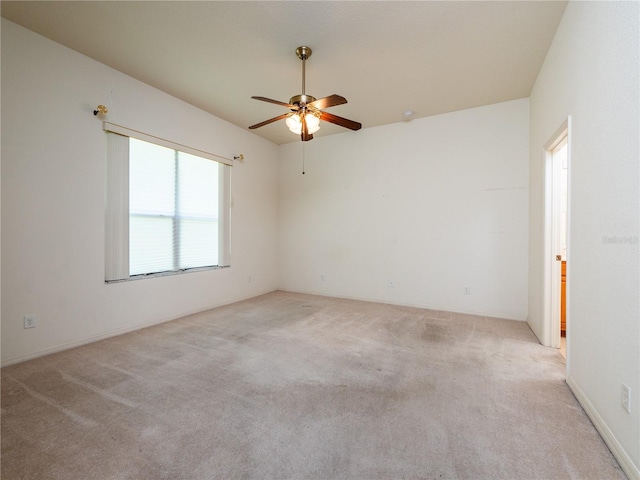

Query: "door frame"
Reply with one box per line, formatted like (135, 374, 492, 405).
(543, 117, 571, 350)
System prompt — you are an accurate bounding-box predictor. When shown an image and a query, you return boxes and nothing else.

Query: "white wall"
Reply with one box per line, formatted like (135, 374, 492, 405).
(4, 7, 638, 475)
(278, 99, 529, 320)
(1, 19, 279, 366)
(528, 2, 639, 477)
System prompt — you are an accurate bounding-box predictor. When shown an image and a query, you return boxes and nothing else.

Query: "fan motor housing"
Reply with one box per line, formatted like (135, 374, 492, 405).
(289, 94, 316, 107)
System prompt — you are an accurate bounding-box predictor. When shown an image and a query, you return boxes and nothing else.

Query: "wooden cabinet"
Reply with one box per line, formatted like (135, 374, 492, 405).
(561, 261, 566, 336)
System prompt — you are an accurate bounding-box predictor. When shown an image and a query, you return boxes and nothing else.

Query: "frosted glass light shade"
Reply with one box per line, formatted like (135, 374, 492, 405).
(286, 113, 321, 135)
(306, 114, 320, 131)
(286, 114, 301, 133)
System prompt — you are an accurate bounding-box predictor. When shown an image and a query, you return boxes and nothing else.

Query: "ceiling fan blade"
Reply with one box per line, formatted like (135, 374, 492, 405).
(248, 113, 292, 130)
(251, 96, 295, 109)
(320, 111, 362, 131)
(308, 94, 347, 110)
(301, 114, 313, 142)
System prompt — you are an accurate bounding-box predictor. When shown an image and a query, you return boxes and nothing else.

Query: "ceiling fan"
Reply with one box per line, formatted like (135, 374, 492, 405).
(249, 46, 362, 142)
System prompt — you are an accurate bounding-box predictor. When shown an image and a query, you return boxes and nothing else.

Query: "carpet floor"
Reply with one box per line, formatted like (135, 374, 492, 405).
(1, 291, 626, 479)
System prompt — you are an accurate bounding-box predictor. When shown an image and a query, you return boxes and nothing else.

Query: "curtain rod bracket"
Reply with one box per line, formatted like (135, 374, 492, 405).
(94, 105, 108, 116)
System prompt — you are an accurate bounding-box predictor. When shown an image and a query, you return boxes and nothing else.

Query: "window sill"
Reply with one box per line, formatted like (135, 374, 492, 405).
(105, 265, 230, 284)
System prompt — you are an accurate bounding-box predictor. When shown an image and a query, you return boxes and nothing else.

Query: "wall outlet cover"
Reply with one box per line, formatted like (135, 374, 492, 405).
(622, 384, 631, 413)
(23, 314, 37, 329)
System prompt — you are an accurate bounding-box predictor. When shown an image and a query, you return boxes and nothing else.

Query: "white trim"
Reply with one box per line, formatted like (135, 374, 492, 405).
(105, 132, 130, 281)
(0, 288, 277, 367)
(277, 288, 527, 321)
(567, 375, 640, 480)
(103, 122, 234, 166)
(103, 129, 232, 282)
(218, 163, 231, 265)
(526, 315, 543, 343)
(105, 265, 229, 284)
(542, 116, 572, 349)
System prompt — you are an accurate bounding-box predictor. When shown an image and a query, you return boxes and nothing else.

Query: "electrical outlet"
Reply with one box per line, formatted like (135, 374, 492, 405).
(622, 383, 631, 413)
(464, 287, 471, 295)
(23, 314, 37, 329)
(388, 280, 395, 288)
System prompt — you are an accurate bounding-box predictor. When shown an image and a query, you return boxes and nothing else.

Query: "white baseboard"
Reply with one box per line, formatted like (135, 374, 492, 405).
(1, 289, 278, 367)
(526, 315, 544, 345)
(567, 374, 639, 480)
(278, 288, 526, 322)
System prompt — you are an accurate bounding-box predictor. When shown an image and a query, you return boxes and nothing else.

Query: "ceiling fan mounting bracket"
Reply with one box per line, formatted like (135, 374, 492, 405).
(296, 46, 312, 61)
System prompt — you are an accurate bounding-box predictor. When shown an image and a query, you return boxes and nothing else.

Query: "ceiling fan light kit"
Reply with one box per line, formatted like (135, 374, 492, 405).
(286, 111, 321, 135)
(249, 46, 361, 142)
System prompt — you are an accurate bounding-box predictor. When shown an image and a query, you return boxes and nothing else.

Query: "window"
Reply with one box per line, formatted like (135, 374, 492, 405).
(104, 123, 231, 282)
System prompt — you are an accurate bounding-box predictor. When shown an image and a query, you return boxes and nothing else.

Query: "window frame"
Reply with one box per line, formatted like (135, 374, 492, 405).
(104, 122, 231, 283)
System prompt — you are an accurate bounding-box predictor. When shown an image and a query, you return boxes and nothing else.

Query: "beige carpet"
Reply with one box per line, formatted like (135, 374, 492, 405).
(1, 291, 625, 479)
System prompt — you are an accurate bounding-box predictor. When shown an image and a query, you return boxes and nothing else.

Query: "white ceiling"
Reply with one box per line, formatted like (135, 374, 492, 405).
(1, 1, 567, 145)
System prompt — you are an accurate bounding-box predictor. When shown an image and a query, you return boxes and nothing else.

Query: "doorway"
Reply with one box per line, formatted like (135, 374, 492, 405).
(543, 118, 571, 356)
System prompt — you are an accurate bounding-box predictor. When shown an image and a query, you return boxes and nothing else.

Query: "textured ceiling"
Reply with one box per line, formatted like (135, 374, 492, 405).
(2, 1, 567, 145)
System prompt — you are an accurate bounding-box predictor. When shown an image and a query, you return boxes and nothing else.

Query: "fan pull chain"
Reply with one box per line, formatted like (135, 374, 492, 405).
(302, 142, 305, 174)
